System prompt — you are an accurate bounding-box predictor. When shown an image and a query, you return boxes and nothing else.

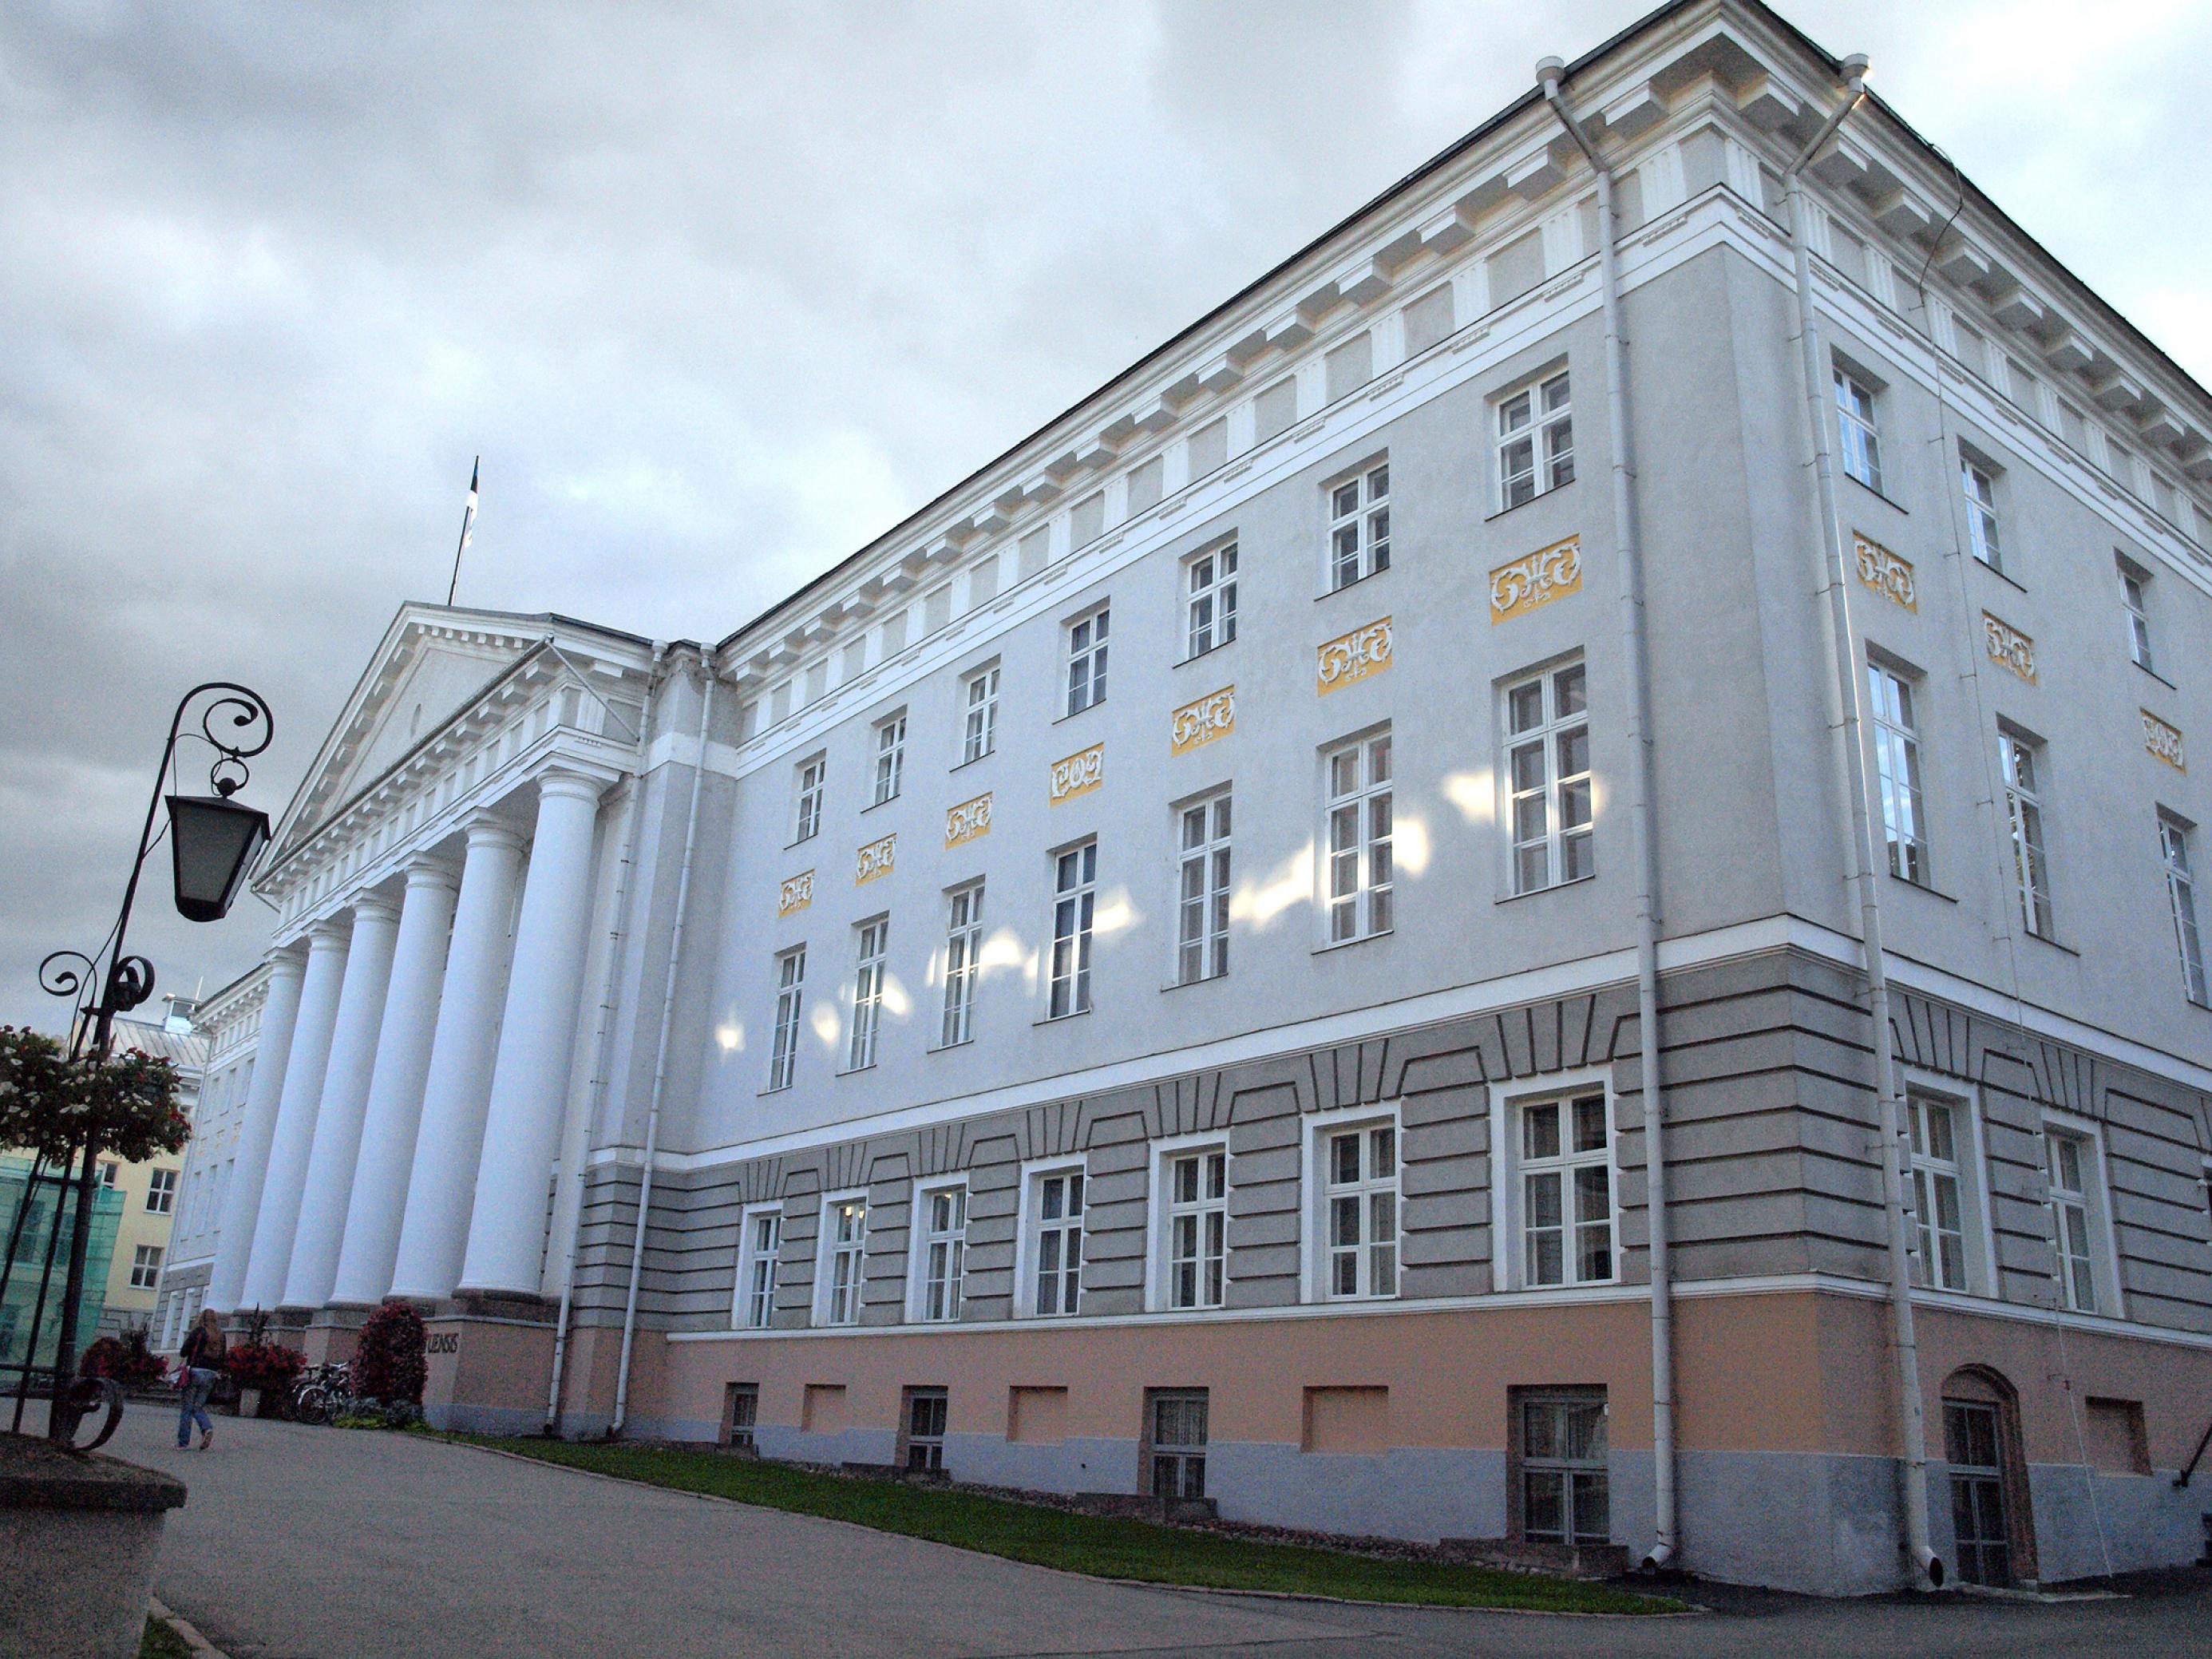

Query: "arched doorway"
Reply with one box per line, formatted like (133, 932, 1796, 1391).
(1941, 1365, 2037, 1586)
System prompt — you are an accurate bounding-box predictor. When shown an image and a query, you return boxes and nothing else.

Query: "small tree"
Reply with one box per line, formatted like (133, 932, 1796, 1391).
(353, 1299, 428, 1407)
(0, 1026, 189, 1164)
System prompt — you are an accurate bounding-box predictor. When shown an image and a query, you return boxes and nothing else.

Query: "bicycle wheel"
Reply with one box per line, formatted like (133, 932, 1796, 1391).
(294, 1384, 333, 1427)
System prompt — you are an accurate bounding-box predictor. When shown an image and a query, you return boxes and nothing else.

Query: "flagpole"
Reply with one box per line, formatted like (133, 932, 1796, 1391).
(446, 456, 480, 606)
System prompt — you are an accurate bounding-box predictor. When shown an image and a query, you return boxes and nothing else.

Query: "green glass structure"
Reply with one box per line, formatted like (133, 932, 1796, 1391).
(0, 1154, 121, 1372)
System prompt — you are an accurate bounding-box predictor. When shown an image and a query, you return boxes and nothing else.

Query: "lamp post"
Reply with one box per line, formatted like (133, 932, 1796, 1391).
(28, 682, 273, 1447)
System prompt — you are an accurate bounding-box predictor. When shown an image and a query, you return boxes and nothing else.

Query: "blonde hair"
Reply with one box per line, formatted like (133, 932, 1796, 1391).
(196, 1309, 224, 1341)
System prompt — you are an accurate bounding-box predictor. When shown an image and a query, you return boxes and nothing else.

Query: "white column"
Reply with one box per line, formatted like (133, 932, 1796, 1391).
(329, 858, 459, 1306)
(205, 949, 307, 1313)
(238, 920, 351, 1309)
(281, 893, 403, 1309)
(387, 817, 526, 1301)
(459, 771, 604, 1298)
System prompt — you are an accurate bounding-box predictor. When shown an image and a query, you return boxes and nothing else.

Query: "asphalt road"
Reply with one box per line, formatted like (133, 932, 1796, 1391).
(101, 1406, 2212, 1658)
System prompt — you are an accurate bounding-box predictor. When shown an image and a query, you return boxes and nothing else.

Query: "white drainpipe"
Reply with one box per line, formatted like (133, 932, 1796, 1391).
(611, 659, 716, 1435)
(1781, 54, 1942, 1591)
(1537, 57, 1676, 1572)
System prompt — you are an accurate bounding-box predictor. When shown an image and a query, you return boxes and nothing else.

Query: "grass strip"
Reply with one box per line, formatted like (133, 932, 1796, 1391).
(453, 1435, 1684, 1615)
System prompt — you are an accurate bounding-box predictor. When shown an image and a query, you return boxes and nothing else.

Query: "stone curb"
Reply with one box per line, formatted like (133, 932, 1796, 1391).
(437, 1437, 1703, 1619)
(151, 1596, 232, 1658)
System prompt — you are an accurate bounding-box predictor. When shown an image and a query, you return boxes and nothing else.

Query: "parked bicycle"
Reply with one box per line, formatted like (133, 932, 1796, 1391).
(290, 1360, 354, 1427)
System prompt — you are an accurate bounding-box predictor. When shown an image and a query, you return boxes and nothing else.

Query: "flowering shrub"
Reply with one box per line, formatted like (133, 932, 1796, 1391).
(79, 1329, 168, 1385)
(353, 1299, 429, 1407)
(0, 1026, 188, 1166)
(226, 1342, 305, 1389)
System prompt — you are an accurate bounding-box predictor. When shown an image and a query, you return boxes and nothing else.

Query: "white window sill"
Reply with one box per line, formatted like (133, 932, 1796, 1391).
(1494, 872, 1596, 906)
(1035, 1007, 1094, 1027)
(1312, 928, 1392, 956)
(1174, 637, 1237, 670)
(1316, 568, 1388, 604)
(1484, 477, 1577, 525)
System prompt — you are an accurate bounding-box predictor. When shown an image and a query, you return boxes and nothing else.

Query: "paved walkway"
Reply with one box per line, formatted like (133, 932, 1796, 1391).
(105, 1408, 2212, 1658)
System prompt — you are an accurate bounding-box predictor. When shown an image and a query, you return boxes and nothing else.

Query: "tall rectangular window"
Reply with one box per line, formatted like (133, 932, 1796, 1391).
(1324, 731, 1392, 941)
(1163, 1146, 1227, 1311)
(872, 713, 906, 806)
(2160, 813, 2208, 1005)
(1516, 1392, 1609, 1546)
(2045, 1131, 2099, 1313)
(793, 754, 826, 844)
(129, 1245, 162, 1290)
(1327, 459, 1391, 590)
(145, 1167, 177, 1214)
(1185, 540, 1238, 657)
(940, 882, 983, 1047)
(1048, 841, 1097, 1019)
(1962, 453, 2002, 569)
(848, 918, 888, 1071)
(1505, 662, 1591, 893)
(1997, 731, 2053, 939)
(767, 947, 805, 1091)
(1322, 1122, 1398, 1300)
(1176, 794, 1232, 984)
(1868, 662, 1929, 885)
(725, 1384, 759, 1451)
(2119, 557, 2155, 673)
(1834, 366, 1883, 491)
(962, 665, 999, 764)
(1908, 1095, 1969, 1292)
(736, 1209, 782, 1329)
(902, 1388, 948, 1473)
(1498, 370, 1573, 509)
(821, 1195, 868, 1326)
(1030, 1167, 1084, 1317)
(916, 1185, 967, 1323)
(1066, 606, 1110, 716)
(1521, 1094, 1613, 1288)
(1146, 1390, 1209, 1499)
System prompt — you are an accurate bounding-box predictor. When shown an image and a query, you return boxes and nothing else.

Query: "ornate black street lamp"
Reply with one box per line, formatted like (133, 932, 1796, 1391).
(17, 683, 273, 1447)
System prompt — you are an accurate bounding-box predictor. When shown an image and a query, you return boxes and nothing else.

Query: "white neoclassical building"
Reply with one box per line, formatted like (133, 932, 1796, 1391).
(195, 0, 2212, 1594)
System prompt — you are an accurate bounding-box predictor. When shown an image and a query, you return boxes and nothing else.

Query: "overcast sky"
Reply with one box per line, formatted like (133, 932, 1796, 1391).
(4, 0, 2210, 1033)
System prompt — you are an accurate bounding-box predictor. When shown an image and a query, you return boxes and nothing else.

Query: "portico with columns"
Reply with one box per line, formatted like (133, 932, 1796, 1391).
(206, 606, 683, 1403)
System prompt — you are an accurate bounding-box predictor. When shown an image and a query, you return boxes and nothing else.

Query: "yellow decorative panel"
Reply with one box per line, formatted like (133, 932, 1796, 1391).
(1853, 533, 1917, 612)
(2143, 710, 2186, 770)
(944, 792, 993, 847)
(1981, 612, 2036, 683)
(1489, 537, 1582, 624)
(1170, 687, 1236, 756)
(1316, 617, 1393, 695)
(854, 833, 896, 885)
(1049, 743, 1104, 805)
(776, 870, 813, 918)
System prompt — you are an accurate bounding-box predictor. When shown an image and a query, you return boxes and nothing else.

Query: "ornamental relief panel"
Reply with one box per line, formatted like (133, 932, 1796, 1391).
(1981, 612, 2036, 683)
(2143, 710, 2186, 771)
(1049, 743, 1104, 806)
(1316, 617, 1393, 695)
(777, 870, 813, 917)
(1853, 533, 1917, 612)
(854, 833, 896, 885)
(944, 791, 993, 847)
(1170, 687, 1236, 756)
(1489, 536, 1582, 624)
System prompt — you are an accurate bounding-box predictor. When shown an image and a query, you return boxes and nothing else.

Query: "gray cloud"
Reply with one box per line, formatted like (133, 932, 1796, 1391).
(4, 0, 2208, 1027)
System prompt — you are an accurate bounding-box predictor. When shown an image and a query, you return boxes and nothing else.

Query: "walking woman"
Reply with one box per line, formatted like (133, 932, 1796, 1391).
(176, 1309, 225, 1450)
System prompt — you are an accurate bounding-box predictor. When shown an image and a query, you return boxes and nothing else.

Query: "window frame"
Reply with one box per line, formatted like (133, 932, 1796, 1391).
(1509, 1386, 1611, 1547)
(1142, 1388, 1210, 1500)
(1047, 838, 1098, 1020)
(907, 1177, 971, 1324)
(1146, 1133, 1230, 1313)
(1300, 1103, 1403, 1304)
(1324, 455, 1391, 592)
(145, 1166, 178, 1215)
(1496, 369, 1573, 511)
(1834, 362, 1885, 493)
(939, 881, 984, 1049)
(1320, 727, 1393, 946)
(2119, 556, 2156, 675)
(846, 916, 888, 1072)
(813, 1190, 870, 1328)
(1501, 659, 1593, 897)
(1997, 726, 2054, 940)
(2040, 1112, 2121, 1317)
(791, 752, 827, 845)
(1488, 1071, 1621, 1293)
(1866, 656, 1931, 886)
(1961, 449, 2003, 571)
(900, 1385, 950, 1474)
(1014, 1157, 1087, 1319)
(766, 944, 806, 1093)
(129, 1244, 163, 1291)
(1173, 790, 1233, 986)
(1902, 1077, 1996, 1298)
(870, 711, 908, 807)
(960, 663, 1001, 766)
(1064, 604, 1110, 718)
(731, 1202, 785, 1330)
(2159, 810, 2209, 1007)
(1182, 537, 1239, 661)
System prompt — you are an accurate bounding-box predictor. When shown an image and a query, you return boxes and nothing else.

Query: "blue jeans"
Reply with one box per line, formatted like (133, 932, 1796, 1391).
(178, 1368, 216, 1445)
